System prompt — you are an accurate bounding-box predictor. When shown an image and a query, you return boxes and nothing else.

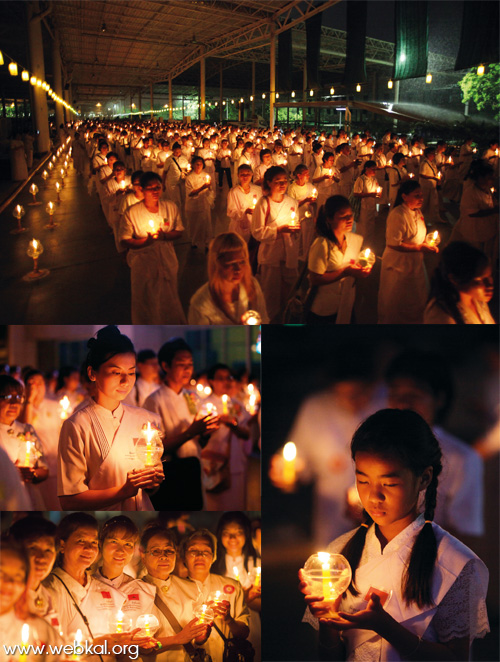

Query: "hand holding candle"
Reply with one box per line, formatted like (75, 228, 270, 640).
(59, 395, 71, 419)
(301, 552, 352, 615)
(357, 248, 376, 269)
(241, 310, 261, 326)
(426, 230, 441, 248)
(135, 422, 163, 467)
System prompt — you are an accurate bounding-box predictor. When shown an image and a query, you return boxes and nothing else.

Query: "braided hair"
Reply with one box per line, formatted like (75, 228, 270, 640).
(341, 409, 442, 608)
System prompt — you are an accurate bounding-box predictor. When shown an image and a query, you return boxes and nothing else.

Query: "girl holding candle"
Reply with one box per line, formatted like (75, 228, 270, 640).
(378, 181, 438, 324)
(226, 164, 261, 242)
(387, 153, 409, 208)
(0, 375, 48, 509)
(118, 171, 186, 324)
(352, 160, 381, 245)
(251, 166, 300, 322)
(288, 164, 317, 260)
(185, 156, 214, 251)
(198, 137, 217, 192)
(57, 325, 164, 511)
(450, 160, 499, 268)
(300, 409, 489, 662)
(253, 149, 273, 187)
(424, 242, 496, 324)
(0, 543, 62, 661)
(312, 152, 340, 210)
(418, 148, 442, 226)
(307, 196, 369, 324)
(213, 514, 262, 661)
(188, 232, 268, 325)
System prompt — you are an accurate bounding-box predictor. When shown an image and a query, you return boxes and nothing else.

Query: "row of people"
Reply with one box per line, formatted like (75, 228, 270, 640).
(0, 326, 260, 511)
(1, 511, 261, 661)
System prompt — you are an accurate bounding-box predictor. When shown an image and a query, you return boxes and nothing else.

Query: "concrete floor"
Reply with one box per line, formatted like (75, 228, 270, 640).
(0, 156, 233, 324)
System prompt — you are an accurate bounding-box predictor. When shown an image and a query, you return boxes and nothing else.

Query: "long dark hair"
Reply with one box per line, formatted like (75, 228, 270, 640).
(428, 241, 490, 324)
(316, 195, 351, 247)
(341, 409, 442, 608)
(394, 179, 420, 208)
(211, 511, 258, 575)
(262, 165, 287, 196)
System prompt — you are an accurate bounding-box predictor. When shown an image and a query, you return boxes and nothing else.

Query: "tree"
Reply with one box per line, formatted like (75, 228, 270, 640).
(458, 64, 500, 120)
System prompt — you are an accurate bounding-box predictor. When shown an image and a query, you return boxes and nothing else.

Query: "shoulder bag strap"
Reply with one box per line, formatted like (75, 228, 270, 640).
(172, 157, 183, 173)
(52, 574, 105, 662)
(154, 593, 206, 662)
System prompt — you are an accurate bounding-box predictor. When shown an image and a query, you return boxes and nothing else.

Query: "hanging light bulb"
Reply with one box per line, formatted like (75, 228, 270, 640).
(356, 84, 361, 92)
(8, 62, 18, 76)
(30, 76, 36, 85)
(240, 97, 244, 103)
(250, 95, 253, 101)
(388, 79, 393, 89)
(276, 92, 279, 99)
(291, 90, 295, 98)
(262, 93, 266, 99)
(36, 79, 42, 87)
(330, 86, 335, 95)
(309, 89, 314, 96)
(426, 73, 432, 84)
(42, 81, 49, 90)
(21, 70, 29, 81)
(477, 64, 485, 76)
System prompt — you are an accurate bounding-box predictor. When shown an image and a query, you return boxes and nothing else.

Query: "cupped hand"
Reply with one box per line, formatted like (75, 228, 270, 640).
(320, 593, 387, 633)
(179, 618, 210, 644)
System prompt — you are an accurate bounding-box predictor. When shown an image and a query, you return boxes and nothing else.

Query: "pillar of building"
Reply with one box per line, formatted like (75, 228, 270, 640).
(302, 60, 307, 126)
(27, 0, 50, 152)
(150, 83, 154, 118)
(200, 56, 206, 121)
(168, 77, 173, 120)
(251, 61, 256, 117)
(219, 63, 223, 124)
(52, 30, 64, 128)
(269, 25, 276, 130)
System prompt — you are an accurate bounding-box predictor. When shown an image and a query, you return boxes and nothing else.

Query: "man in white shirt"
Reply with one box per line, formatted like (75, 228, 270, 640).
(143, 338, 219, 509)
(124, 349, 160, 408)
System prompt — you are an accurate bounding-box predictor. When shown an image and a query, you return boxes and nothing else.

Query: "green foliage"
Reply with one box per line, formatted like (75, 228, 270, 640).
(458, 64, 500, 120)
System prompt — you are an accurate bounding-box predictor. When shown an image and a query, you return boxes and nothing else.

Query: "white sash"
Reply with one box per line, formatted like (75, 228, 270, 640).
(87, 407, 155, 511)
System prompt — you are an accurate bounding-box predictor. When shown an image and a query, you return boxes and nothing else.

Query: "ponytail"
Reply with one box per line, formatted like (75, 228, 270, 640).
(340, 512, 373, 596)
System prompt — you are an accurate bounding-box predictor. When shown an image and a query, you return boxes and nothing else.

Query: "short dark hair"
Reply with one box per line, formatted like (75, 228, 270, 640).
(0, 375, 23, 397)
(158, 338, 192, 369)
(207, 363, 232, 381)
(137, 349, 156, 363)
(87, 326, 135, 371)
(140, 171, 162, 189)
(9, 516, 57, 545)
(99, 515, 139, 546)
(140, 526, 177, 551)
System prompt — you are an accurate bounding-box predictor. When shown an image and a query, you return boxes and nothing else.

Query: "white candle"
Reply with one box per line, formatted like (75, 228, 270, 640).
(283, 441, 296, 486)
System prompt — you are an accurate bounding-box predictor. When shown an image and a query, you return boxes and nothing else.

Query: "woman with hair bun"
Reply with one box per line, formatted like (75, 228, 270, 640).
(424, 242, 496, 324)
(251, 165, 300, 322)
(188, 232, 268, 325)
(300, 409, 490, 661)
(57, 326, 164, 511)
(306, 195, 370, 324)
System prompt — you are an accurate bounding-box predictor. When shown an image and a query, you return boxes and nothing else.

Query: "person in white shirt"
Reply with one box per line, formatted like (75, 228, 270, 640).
(418, 147, 442, 226)
(300, 409, 489, 662)
(378, 181, 438, 324)
(189, 232, 268, 325)
(212, 513, 261, 662)
(185, 156, 213, 250)
(217, 138, 233, 189)
(162, 142, 189, 211)
(7, 516, 59, 626)
(124, 349, 160, 407)
(226, 165, 261, 242)
(312, 151, 340, 209)
(0, 375, 49, 509)
(143, 337, 219, 509)
(352, 160, 382, 244)
(287, 164, 317, 261)
(118, 171, 186, 324)
(140, 526, 210, 662)
(385, 349, 484, 537)
(181, 529, 251, 662)
(58, 326, 164, 511)
(307, 196, 370, 324)
(336, 142, 360, 199)
(0, 543, 63, 662)
(200, 364, 252, 509)
(425, 242, 496, 324)
(251, 166, 300, 322)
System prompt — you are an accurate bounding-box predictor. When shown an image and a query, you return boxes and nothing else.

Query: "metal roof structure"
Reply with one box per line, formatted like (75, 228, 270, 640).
(44, 0, 401, 113)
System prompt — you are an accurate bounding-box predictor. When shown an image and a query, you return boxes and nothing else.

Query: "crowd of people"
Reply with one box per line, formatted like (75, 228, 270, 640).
(0, 325, 260, 511)
(0, 510, 261, 662)
(61, 118, 498, 324)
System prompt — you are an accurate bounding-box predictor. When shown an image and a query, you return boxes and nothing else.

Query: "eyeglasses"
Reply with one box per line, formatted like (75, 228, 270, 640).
(144, 186, 162, 192)
(0, 394, 25, 404)
(185, 550, 213, 559)
(147, 548, 175, 558)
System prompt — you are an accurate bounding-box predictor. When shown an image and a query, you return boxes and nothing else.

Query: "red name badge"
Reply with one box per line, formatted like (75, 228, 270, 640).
(50, 617, 60, 627)
(363, 587, 390, 607)
(224, 585, 235, 595)
(101, 591, 112, 599)
(128, 594, 140, 601)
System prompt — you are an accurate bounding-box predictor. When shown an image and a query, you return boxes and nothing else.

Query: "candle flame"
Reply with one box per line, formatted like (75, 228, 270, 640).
(222, 394, 228, 403)
(21, 623, 29, 644)
(317, 552, 330, 564)
(75, 629, 82, 644)
(32, 239, 38, 251)
(283, 441, 296, 461)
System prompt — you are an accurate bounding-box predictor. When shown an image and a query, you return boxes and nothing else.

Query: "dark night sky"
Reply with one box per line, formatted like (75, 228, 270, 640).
(322, 0, 464, 57)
